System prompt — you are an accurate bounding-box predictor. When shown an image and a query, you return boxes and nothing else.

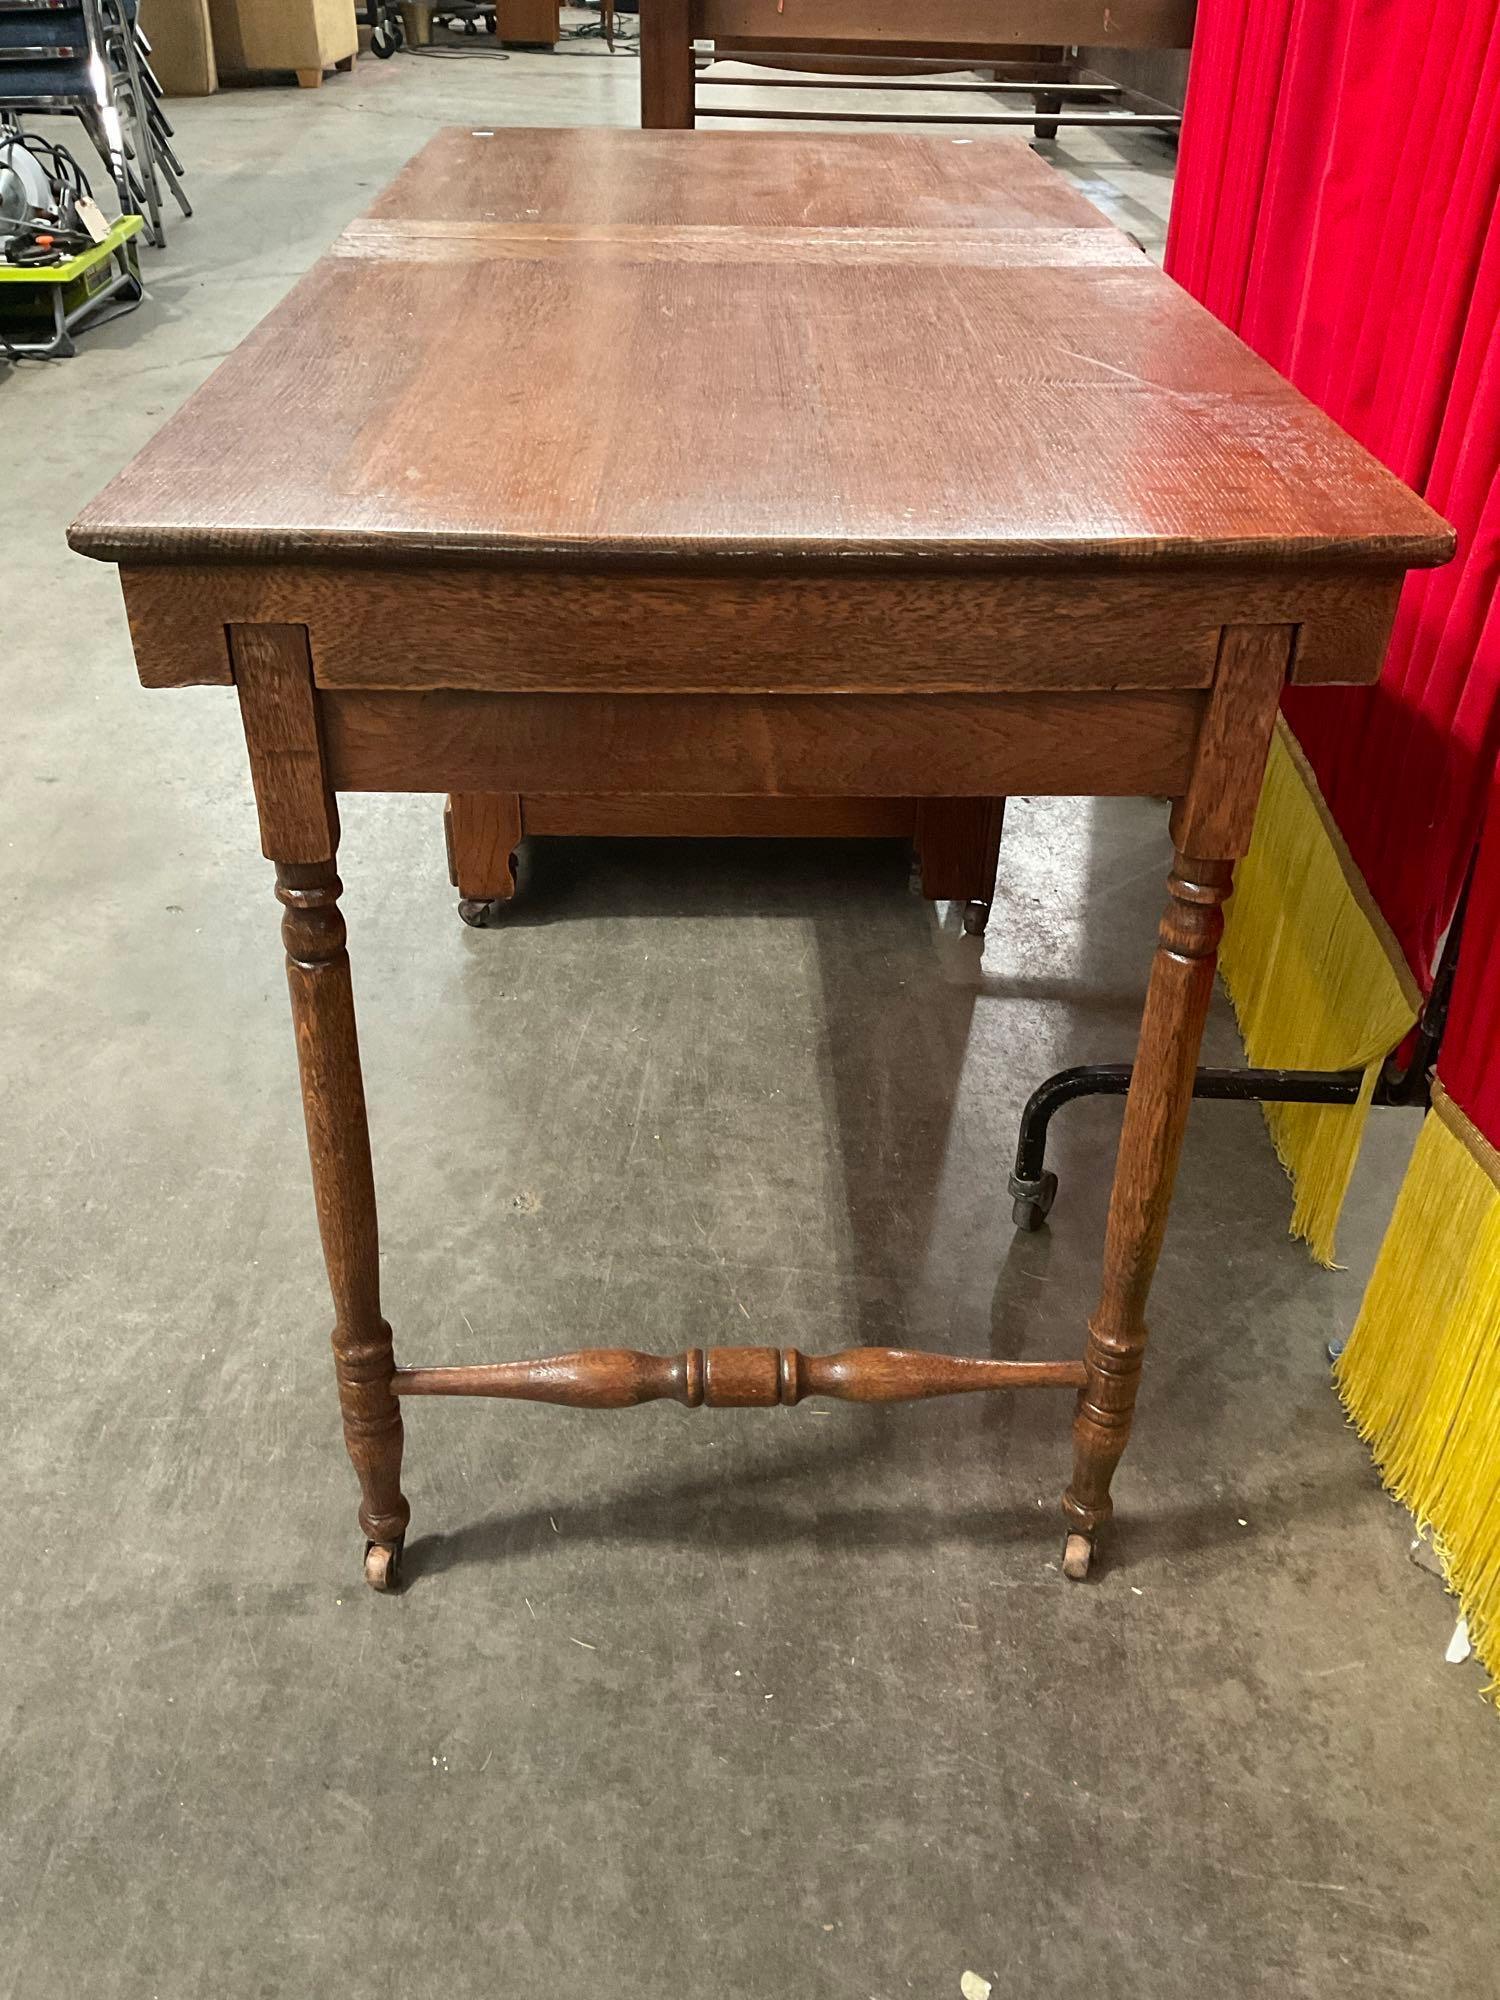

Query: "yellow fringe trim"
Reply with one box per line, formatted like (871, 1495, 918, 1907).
(1219, 719, 1423, 1266)
(1336, 1087, 1500, 1695)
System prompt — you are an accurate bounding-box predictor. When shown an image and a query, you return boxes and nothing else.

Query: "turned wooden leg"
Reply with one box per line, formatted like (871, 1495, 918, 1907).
(916, 797, 1006, 934)
(445, 792, 522, 928)
(233, 623, 409, 1588)
(1062, 846, 1233, 1561)
(1061, 624, 1295, 1576)
(277, 861, 410, 1582)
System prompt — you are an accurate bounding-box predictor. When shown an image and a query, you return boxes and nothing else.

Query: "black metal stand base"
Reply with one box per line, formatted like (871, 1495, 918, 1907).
(1008, 864, 1471, 1233)
(1008, 1060, 1429, 1231)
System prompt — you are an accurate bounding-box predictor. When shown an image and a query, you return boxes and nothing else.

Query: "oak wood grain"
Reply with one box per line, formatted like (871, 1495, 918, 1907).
(1172, 623, 1292, 859)
(330, 218, 1148, 269)
(445, 791, 522, 902)
(235, 626, 409, 1556)
(1064, 623, 1295, 1544)
(69, 129, 1451, 580)
(518, 794, 916, 837)
(115, 560, 1409, 693)
(318, 688, 1203, 799)
(231, 624, 336, 864)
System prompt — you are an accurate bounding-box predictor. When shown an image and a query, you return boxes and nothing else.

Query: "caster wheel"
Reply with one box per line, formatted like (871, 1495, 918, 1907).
(371, 21, 396, 54)
(458, 897, 509, 928)
(364, 1539, 404, 1591)
(1061, 1532, 1093, 1581)
(962, 900, 990, 936)
(1009, 1169, 1058, 1231)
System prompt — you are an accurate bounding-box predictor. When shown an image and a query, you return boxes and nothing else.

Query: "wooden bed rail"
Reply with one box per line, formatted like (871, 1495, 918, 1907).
(393, 1347, 1088, 1407)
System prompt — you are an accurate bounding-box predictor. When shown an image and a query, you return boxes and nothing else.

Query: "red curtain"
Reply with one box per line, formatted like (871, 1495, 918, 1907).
(1165, 0, 1500, 1132)
(1443, 775, 1500, 1145)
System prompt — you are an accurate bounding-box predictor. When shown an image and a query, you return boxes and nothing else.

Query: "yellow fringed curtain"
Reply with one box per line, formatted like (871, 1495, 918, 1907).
(1220, 724, 1423, 1264)
(1337, 1092, 1500, 1686)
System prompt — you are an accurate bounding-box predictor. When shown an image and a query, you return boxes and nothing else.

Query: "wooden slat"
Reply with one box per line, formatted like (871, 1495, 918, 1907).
(330, 219, 1147, 269)
(693, 0, 1199, 47)
(115, 562, 1407, 693)
(319, 688, 1201, 799)
(520, 794, 916, 837)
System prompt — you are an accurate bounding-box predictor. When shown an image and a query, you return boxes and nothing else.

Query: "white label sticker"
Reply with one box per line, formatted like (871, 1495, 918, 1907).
(75, 195, 111, 245)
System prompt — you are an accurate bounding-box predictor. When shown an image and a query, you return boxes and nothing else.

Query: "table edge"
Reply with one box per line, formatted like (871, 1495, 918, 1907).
(66, 519, 1458, 574)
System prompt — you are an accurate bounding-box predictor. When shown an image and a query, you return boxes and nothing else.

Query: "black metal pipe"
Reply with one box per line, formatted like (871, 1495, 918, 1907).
(1012, 1063, 1372, 1189)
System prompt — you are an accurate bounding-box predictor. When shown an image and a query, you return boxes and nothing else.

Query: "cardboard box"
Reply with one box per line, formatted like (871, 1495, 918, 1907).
(138, 0, 218, 95)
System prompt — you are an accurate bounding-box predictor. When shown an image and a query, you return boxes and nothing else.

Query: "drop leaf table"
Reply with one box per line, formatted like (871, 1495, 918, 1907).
(69, 128, 1451, 1591)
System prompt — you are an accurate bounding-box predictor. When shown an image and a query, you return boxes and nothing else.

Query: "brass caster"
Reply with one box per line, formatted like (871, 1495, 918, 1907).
(962, 899, 990, 936)
(363, 1538, 404, 1592)
(1061, 1532, 1093, 1582)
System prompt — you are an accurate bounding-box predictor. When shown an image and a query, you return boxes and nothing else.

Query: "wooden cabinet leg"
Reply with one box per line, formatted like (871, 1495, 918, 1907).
(295, 68, 324, 87)
(641, 0, 695, 126)
(445, 791, 522, 927)
(1062, 624, 1294, 1572)
(233, 624, 409, 1583)
(916, 798, 1005, 934)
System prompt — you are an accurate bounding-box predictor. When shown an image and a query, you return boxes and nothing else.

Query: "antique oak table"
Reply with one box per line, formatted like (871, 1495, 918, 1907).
(70, 128, 1450, 1592)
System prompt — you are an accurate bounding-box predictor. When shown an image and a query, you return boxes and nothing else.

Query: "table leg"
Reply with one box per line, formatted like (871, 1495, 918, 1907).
(916, 797, 1006, 934)
(641, 0, 695, 126)
(445, 792, 522, 927)
(1061, 624, 1294, 1576)
(233, 624, 410, 1590)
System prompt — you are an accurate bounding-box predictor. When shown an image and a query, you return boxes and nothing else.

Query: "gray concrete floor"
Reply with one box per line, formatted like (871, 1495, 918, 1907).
(3, 44, 1497, 2000)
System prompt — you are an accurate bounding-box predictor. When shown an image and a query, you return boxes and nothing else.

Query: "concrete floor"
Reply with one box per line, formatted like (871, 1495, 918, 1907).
(3, 43, 1497, 2000)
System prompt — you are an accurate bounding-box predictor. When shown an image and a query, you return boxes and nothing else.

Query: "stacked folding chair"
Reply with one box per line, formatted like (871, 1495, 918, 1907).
(0, 0, 190, 246)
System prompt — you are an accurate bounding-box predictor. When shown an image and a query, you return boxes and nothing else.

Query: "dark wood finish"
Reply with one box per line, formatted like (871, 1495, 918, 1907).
(230, 624, 409, 1562)
(395, 1347, 1088, 1404)
(917, 799, 1006, 907)
(318, 689, 1204, 799)
(73, 132, 1452, 1586)
(642, 0, 695, 126)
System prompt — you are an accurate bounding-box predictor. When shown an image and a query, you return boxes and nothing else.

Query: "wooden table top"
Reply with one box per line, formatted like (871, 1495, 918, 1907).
(70, 128, 1450, 575)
